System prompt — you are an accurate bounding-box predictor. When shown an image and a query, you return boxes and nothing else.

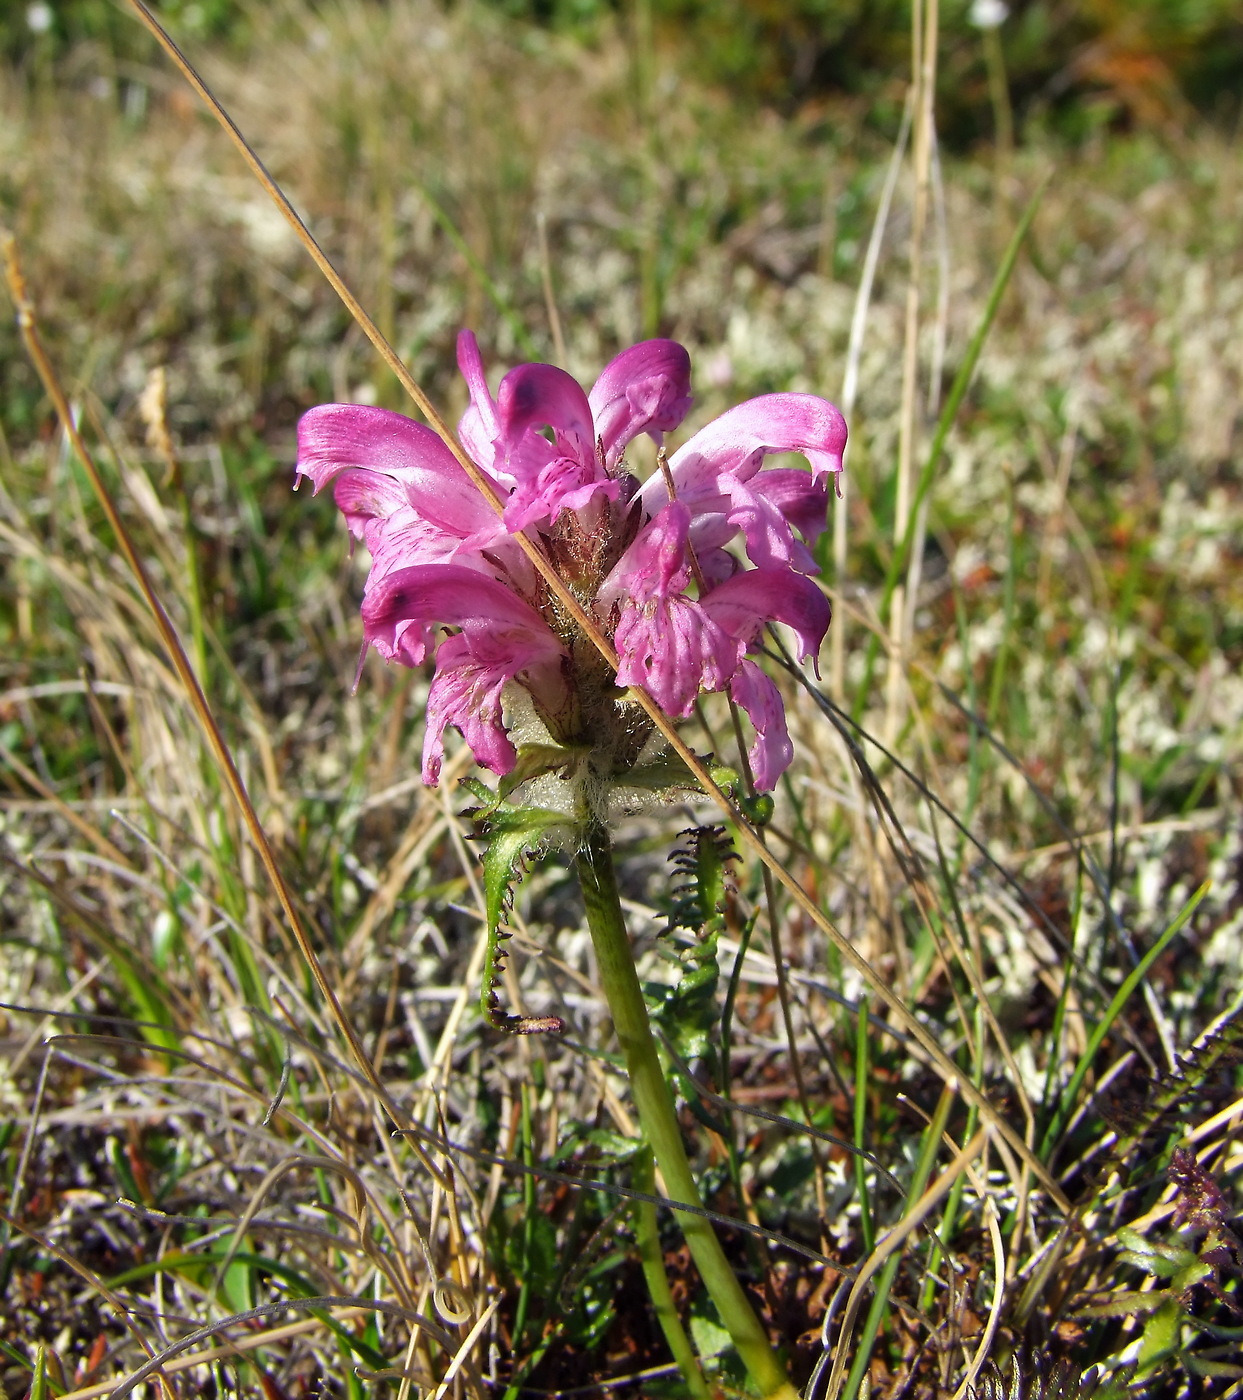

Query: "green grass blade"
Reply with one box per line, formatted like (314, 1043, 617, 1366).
(852, 176, 1049, 721)
(1040, 879, 1211, 1160)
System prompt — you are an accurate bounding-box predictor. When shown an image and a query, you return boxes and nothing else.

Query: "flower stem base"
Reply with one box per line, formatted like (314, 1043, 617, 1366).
(574, 821, 796, 1400)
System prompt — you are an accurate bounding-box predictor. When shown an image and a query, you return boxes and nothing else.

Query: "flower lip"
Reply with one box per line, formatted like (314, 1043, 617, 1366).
(360, 563, 566, 658)
(639, 391, 848, 511)
(497, 363, 596, 463)
(699, 568, 830, 669)
(295, 402, 506, 548)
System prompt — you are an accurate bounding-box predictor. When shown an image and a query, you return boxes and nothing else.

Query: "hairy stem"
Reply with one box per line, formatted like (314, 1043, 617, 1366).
(574, 821, 797, 1400)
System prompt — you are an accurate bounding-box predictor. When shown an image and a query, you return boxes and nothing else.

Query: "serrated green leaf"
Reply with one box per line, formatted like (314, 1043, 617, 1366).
(653, 828, 732, 1062)
(1136, 1297, 1182, 1374)
(479, 803, 569, 1034)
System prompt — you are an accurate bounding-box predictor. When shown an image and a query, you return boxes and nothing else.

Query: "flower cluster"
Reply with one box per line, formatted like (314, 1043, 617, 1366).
(296, 333, 845, 794)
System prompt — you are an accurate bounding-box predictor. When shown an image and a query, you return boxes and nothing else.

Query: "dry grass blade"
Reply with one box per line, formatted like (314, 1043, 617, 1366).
(1, 231, 445, 1183)
(211, 1154, 416, 1312)
(52, 1316, 368, 1400)
(100, 1296, 464, 1400)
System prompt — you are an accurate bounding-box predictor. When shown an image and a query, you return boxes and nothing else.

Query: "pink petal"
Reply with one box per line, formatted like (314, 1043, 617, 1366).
(587, 339, 693, 468)
(497, 363, 595, 462)
(600, 500, 693, 603)
(360, 564, 570, 784)
(493, 364, 618, 526)
(329, 468, 410, 540)
(422, 633, 517, 784)
(723, 469, 828, 572)
(729, 659, 793, 791)
(755, 468, 832, 547)
(641, 465, 830, 575)
(297, 403, 454, 493)
(614, 598, 741, 717)
(358, 506, 496, 586)
(296, 403, 503, 545)
(648, 392, 847, 505)
(699, 568, 830, 666)
(360, 564, 565, 667)
(499, 429, 620, 532)
(603, 503, 742, 715)
(456, 330, 504, 470)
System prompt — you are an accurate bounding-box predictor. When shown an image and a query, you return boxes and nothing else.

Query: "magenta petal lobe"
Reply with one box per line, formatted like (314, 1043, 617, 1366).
(700, 568, 830, 665)
(729, 660, 793, 792)
(663, 391, 847, 495)
(588, 339, 693, 468)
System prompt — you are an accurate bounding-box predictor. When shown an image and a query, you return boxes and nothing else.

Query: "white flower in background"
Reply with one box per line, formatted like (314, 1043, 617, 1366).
(26, 3, 54, 34)
(970, 0, 1009, 28)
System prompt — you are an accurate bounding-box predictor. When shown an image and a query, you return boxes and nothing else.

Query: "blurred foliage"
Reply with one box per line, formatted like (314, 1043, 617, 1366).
(0, 0, 247, 64)
(5, 0, 1240, 140)
(650, 0, 1243, 137)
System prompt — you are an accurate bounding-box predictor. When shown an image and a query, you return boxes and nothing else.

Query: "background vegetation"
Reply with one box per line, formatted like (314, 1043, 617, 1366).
(1, 0, 1240, 1396)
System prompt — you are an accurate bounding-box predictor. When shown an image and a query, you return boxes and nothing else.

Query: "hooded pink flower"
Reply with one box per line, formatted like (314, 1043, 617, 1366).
(296, 332, 845, 792)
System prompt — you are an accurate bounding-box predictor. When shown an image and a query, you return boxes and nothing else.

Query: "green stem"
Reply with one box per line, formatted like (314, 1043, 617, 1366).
(634, 1146, 710, 1399)
(574, 821, 797, 1400)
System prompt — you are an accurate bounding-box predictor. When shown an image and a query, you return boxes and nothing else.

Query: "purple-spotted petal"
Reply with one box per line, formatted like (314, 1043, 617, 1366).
(729, 659, 793, 791)
(699, 568, 830, 666)
(497, 364, 595, 460)
(587, 339, 693, 468)
(491, 364, 617, 525)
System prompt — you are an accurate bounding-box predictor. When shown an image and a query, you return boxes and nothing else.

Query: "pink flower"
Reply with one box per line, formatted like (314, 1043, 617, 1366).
(296, 333, 845, 792)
